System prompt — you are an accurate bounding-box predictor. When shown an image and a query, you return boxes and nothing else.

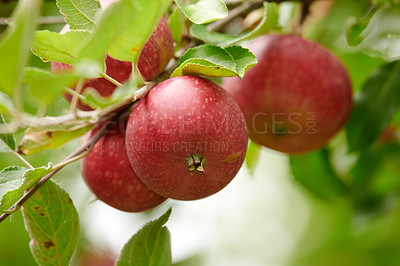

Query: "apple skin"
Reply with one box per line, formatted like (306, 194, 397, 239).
(125, 76, 248, 201)
(223, 34, 352, 154)
(51, 17, 174, 110)
(81, 123, 167, 212)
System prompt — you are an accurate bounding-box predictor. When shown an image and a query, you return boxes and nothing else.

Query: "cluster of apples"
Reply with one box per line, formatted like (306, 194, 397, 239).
(53, 4, 352, 212)
(53, 18, 248, 212)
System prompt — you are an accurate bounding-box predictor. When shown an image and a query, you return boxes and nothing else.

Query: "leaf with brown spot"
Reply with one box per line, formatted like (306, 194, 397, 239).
(18, 120, 93, 155)
(43, 240, 55, 250)
(22, 180, 79, 266)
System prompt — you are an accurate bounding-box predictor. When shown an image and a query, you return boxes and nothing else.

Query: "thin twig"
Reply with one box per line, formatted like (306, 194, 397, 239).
(11, 151, 34, 169)
(208, 0, 264, 32)
(0, 110, 121, 222)
(0, 16, 65, 25)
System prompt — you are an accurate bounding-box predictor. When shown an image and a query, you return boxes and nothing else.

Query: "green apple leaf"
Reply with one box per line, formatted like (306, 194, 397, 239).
(31, 30, 91, 65)
(78, 0, 173, 63)
(18, 120, 93, 155)
(350, 144, 400, 211)
(0, 91, 15, 115)
(0, 114, 16, 152)
(0, 163, 53, 214)
(22, 180, 79, 266)
(175, 0, 227, 24)
(56, 0, 100, 30)
(0, 166, 28, 209)
(82, 83, 135, 109)
(346, 5, 400, 61)
(245, 140, 261, 175)
(190, 2, 278, 47)
(24, 67, 78, 105)
(346, 7, 377, 47)
(168, 6, 186, 45)
(190, 24, 235, 45)
(290, 149, 348, 201)
(172, 44, 257, 78)
(115, 208, 172, 266)
(346, 61, 400, 153)
(0, 0, 42, 96)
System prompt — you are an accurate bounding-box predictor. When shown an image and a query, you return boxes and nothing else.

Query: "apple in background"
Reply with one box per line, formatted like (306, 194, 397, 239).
(125, 75, 248, 200)
(51, 0, 174, 110)
(223, 34, 352, 154)
(76, 248, 116, 266)
(81, 123, 167, 212)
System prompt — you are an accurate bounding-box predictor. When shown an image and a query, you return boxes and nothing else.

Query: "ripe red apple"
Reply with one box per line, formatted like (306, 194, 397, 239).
(223, 34, 352, 154)
(81, 123, 167, 212)
(125, 75, 248, 200)
(52, 16, 174, 110)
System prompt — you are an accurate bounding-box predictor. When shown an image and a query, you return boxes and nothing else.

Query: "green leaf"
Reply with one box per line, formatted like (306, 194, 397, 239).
(0, 91, 15, 115)
(172, 44, 257, 78)
(115, 208, 172, 266)
(189, 2, 278, 47)
(168, 6, 186, 45)
(31, 30, 91, 65)
(0, 166, 29, 208)
(245, 140, 261, 175)
(350, 144, 400, 211)
(0, 114, 16, 152)
(190, 24, 235, 45)
(78, 0, 173, 63)
(175, 0, 228, 24)
(22, 180, 79, 266)
(0, 0, 42, 96)
(0, 163, 53, 214)
(346, 5, 400, 61)
(346, 8, 377, 47)
(56, 0, 100, 30)
(346, 61, 400, 153)
(18, 120, 93, 155)
(82, 82, 135, 109)
(175, 0, 227, 24)
(24, 67, 78, 105)
(289, 149, 347, 201)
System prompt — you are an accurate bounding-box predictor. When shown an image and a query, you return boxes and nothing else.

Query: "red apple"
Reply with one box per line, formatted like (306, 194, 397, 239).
(52, 16, 174, 110)
(223, 34, 352, 154)
(125, 75, 248, 200)
(81, 123, 167, 212)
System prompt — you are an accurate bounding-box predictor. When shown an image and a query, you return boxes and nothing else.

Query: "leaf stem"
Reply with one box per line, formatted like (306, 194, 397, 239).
(70, 78, 85, 116)
(100, 72, 123, 87)
(12, 151, 34, 169)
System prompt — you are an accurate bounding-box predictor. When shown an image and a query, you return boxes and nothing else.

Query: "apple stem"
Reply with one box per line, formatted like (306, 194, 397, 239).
(186, 154, 206, 173)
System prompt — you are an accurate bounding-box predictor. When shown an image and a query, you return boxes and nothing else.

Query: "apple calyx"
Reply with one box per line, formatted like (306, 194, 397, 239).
(186, 154, 206, 173)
